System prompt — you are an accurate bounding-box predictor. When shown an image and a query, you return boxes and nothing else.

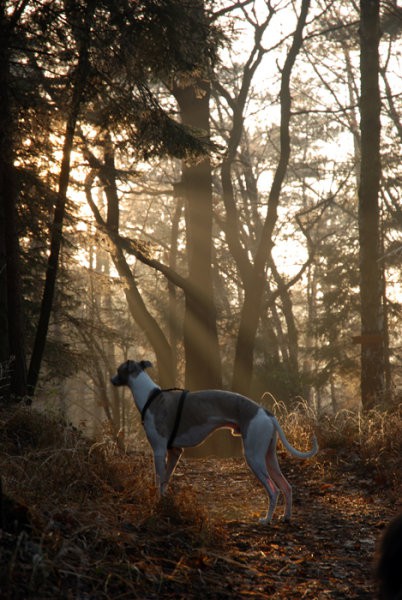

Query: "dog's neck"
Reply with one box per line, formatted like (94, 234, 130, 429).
(128, 371, 159, 412)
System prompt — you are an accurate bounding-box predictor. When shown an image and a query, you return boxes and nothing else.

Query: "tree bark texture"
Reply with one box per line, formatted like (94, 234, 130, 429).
(358, 0, 385, 409)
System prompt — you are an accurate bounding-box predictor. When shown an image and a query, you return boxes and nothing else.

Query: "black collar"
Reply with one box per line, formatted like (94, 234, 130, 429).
(141, 387, 162, 423)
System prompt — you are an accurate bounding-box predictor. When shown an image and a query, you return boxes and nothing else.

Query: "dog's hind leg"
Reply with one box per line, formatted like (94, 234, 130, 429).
(243, 431, 279, 522)
(243, 409, 279, 523)
(266, 439, 293, 522)
(242, 409, 281, 523)
(244, 450, 279, 524)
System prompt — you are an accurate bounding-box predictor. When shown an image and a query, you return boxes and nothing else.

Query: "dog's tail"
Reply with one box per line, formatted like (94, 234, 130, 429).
(271, 415, 318, 459)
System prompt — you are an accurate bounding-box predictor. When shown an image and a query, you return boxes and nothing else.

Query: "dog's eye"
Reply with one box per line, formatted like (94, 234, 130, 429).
(125, 360, 133, 374)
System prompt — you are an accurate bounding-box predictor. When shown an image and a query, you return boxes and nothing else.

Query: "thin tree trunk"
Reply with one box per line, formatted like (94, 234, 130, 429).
(84, 154, 176, 387)
(27, 1, 95, 397)
(168, 193, 184, 377)
(358, 0, 385, 409)
(232, 0, 310, 395)
(111, 244, 175, 386)
(270, 260, 301, 394)
(0, 5, 27, 399)
(103, 139, 175, 386)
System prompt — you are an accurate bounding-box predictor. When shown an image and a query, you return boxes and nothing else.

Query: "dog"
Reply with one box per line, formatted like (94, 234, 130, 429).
(111, 359, 318, 523)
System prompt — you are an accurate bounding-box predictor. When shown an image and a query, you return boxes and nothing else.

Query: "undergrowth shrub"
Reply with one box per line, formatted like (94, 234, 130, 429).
(3, 406, 80, 453)
(0, 404, 220, 533)
(0, 406, 110, 504)
(0, 404, 224, 600)
(265, 396, 318, 452)
(315, 405, 402, 460)
(266, 397, 402, 485)
(142, 489, 224, 549)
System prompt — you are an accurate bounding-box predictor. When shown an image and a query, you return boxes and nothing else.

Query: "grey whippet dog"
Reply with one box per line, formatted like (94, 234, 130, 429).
(111, 359, 318, 523)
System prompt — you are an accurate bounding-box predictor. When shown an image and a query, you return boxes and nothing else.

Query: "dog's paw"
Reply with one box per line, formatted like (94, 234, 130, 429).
(258, 517, 272, 525)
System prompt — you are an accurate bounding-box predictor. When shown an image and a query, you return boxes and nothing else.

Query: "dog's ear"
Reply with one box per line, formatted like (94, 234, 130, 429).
(140, 360, 153, 370)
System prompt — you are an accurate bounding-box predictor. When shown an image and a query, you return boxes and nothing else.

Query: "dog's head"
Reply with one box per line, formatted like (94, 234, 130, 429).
(111, 360, 153, 386)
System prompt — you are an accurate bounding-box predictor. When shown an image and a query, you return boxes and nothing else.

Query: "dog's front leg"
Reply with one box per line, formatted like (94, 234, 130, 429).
(152, 448, 182, 495)
(154, 448, 182, 494)
(153, 450, 169, 496)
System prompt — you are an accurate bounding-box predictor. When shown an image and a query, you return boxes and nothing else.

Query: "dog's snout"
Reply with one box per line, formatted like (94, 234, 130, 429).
(111, 374, 121, 386)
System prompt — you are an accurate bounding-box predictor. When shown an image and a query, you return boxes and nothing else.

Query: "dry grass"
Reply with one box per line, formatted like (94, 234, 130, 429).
(269, 397, 402, 488)
(2, 409, 104, 504)
(0, 400, 400, 598)
(317, 405, 402, 454)
(0, 405, 223, 599)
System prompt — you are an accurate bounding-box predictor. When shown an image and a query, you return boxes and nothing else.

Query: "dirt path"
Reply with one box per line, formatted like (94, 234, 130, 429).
(156, 453, 400, 599)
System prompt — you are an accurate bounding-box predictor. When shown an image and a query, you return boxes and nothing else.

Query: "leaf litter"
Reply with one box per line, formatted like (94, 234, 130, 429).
(0, 404, 401, 599)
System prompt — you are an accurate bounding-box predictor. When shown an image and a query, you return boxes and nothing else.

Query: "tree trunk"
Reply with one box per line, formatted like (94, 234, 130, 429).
(270, 260, 301, 395)
(0, 6, 27, 399)
(84, 143, 176, 388)
(27, 1, 95, 397)
(112, 244, 175, 387)
(0, 170, 7, 371)
(0, 11, 12, 375)
(232, 0, 310, 395)
(173, 81, 222, 389)
(104, 140, 175, 387)
(358, 0, 385, 409)
(168, 192, 184, 380)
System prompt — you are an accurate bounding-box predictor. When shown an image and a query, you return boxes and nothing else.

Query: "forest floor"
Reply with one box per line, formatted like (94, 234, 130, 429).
(1, 405, 401, 599)
(165, 453, 399, 599)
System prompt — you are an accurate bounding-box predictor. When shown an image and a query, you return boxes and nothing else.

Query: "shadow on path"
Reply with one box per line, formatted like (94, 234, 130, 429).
(168, 454, 398, 599)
